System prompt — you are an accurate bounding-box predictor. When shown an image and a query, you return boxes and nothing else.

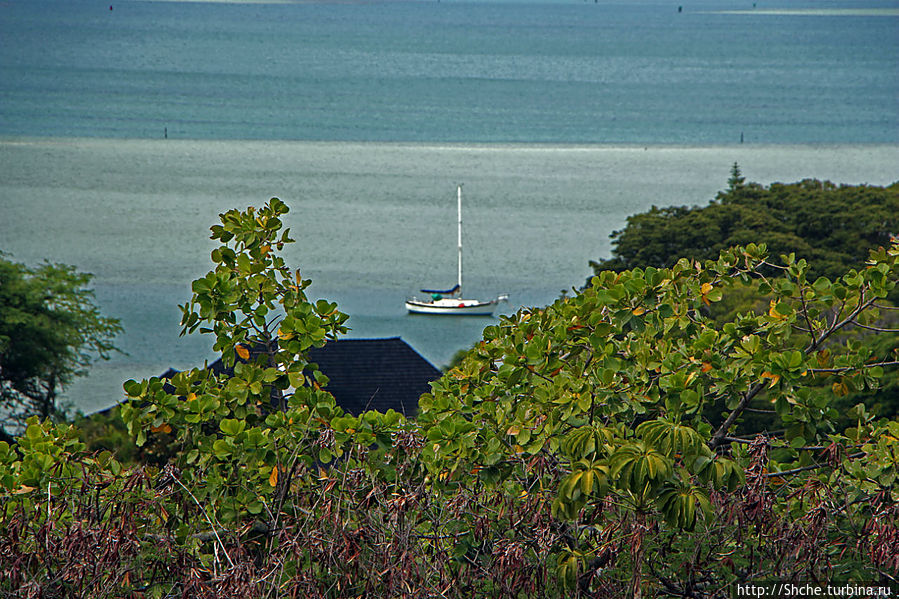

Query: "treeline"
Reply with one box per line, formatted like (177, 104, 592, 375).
(590, 165, 899, 282)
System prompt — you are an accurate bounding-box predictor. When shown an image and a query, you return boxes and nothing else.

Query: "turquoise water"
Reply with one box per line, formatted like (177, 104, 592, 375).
(1, 0, 897, 143)
(0, 0, 897, 413)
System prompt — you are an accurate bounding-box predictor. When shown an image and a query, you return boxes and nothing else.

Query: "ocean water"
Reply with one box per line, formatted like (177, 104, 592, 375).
(0, 0, 897, 414)
(2, 0, 897, 143)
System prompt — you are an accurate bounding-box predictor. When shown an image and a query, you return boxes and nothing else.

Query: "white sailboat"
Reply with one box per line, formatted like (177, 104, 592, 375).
(405, 185, 507, 316)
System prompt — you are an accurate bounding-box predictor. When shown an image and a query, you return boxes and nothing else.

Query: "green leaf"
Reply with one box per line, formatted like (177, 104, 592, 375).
(123, 379, 142, 396)
(213, 439, 232, 458)
(219, 418, 246, 437)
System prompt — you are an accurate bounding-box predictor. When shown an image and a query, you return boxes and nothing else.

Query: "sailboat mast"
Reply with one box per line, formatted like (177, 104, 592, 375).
(457, 184, 463, 293)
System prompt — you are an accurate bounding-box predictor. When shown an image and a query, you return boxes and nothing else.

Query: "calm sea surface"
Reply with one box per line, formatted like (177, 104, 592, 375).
(0, 0, 897, 413)
(2, 0, 898, 143)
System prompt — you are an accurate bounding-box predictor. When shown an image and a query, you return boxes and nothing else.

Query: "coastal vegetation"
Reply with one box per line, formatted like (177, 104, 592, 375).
(590, 165, 899, 283)
(0, 256, 121, 445)
(588, 168, 899, 431)
(1, 184, 898, 597)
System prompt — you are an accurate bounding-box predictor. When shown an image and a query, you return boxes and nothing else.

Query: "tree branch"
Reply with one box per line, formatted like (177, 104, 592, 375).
(764, 452, 864, 479)
(850, 323, 899, 333)
(808, 360, 899, 374)
(806, 289, 876, 354)
(709, 382, 767, 450)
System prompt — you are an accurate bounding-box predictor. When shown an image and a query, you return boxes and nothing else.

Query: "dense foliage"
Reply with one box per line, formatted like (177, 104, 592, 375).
(424, 242, 899, 594)
(1, 199, 897, 598)
(590, 168, 899, 283)
(0, 255, 121, 443)
(587, 170, 899, 430)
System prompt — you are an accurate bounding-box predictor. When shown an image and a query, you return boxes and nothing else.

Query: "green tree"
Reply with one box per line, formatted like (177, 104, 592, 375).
(726, 161, 745, 193)
(106, 199, 553, 596)
(0, 256, 121, 442)
(590, 177, 899, 283)
(589, 175, 899, 437)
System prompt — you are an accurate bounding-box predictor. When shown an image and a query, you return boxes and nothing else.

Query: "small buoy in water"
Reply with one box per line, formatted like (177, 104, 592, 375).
(109, 5, 113, 10)
(678, 5, 683, 12)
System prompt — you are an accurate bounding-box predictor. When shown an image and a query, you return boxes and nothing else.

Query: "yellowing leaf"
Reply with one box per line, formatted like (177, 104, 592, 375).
(701, 361, 713, 373)
(768, 300, 784, 319)
(269, 466, 278, 487)
(235, 344, 250, 360)
(187, 393, 197, 402)
(277, 327, 294, 341)
(450, 368, 466, 380)
(700, 282, 713, 295)
(12, 485, 35, 495)
(506, 425, 521, 436)
(151, 423, 172, 434)
(761, 371, 781, 387)
(632, 306, 645, 316)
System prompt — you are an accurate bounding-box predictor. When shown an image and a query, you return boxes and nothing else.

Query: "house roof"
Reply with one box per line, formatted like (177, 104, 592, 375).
(304, 337, 441, 417)
(201, 337, 440, 417)
(99, 337, 440, 419)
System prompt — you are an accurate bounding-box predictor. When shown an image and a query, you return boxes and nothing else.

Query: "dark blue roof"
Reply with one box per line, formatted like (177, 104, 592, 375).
(305, 337, 441, 417)
(175, 337, 440, 418)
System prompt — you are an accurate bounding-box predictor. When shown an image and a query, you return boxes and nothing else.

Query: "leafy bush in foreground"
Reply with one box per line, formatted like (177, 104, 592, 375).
(1, 199, 897, 598)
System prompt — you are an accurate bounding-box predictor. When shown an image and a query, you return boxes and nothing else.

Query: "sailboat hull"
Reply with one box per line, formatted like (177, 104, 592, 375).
(405, 297, 499, 316)
(406, 185, 508, 316)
